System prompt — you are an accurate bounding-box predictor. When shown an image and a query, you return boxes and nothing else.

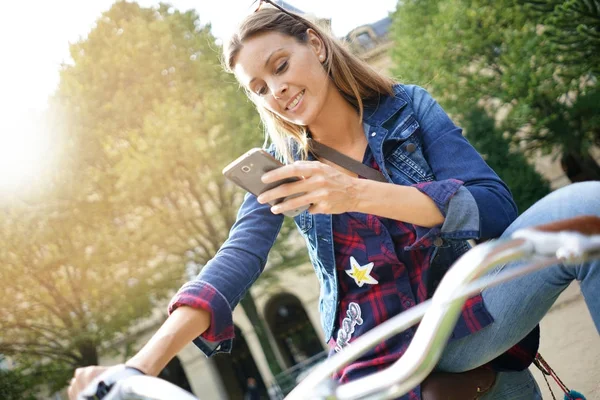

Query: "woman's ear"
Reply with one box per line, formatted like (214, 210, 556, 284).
(306, 28, 326, 61)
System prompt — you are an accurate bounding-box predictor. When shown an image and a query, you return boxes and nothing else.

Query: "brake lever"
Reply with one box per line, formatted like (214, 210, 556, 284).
(512, 229, 600, 264)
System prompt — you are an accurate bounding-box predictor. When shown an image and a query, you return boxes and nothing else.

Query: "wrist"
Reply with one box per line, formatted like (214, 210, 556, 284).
(123, 364, 147, 375)
(349, 177, 371, 213)
(125, 355, 160, 377)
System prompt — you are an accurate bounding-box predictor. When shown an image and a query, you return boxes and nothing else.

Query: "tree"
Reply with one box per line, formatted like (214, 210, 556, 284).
(390, 0, 599, 183)
(521, 0, 600, 78)
(462, 108, 551, 212)
(520, 0, 600, 180)
(0, 357, 37, 400)
(0, 1, 305, 392)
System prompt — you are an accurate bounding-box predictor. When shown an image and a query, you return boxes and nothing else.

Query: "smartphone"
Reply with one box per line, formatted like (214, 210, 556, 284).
(223, 148, 309, 217)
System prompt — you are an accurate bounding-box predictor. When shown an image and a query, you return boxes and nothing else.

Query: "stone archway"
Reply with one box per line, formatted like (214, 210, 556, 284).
(157, 356, 193, 393)
(213, 325, 268, 399)
(264, 293, 324, 368)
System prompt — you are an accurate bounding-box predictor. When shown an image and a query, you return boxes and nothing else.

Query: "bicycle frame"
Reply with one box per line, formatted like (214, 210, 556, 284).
(286, 217, 600, 400)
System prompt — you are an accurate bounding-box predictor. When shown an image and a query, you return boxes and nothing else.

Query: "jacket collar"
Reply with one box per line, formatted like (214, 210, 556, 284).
(363, 84, 407, 128)
(286, 85, 407, 159)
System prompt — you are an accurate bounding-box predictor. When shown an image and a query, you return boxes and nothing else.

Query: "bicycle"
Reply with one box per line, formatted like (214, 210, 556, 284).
(77, 215, 600, 400)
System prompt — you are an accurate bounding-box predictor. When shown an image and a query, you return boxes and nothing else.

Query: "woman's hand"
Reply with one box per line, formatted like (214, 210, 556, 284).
(257, 160, 361, 215)
(68, 365, 111, 399)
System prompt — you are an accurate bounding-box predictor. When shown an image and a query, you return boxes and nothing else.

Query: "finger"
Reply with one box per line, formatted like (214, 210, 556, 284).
(70, 374, 84, 399)
(257, 177, 314, 205)
(68, 382, 76, 400)
(271, 190, 323, 215)
(259, 172, 330, 205)
(261, 161, 321, 183)
(71, 368, 88, 398)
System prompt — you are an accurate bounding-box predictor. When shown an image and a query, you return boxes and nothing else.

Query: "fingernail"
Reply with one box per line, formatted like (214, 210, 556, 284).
(271, 205, 280, 214)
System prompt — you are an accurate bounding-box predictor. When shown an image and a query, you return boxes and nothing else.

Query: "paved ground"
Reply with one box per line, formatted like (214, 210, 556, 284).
(530, 283, 600, 399)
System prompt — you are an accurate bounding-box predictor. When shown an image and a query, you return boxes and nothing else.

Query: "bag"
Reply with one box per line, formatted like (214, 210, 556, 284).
(308, 138, 387, 182)
(422, 369, 497, 400)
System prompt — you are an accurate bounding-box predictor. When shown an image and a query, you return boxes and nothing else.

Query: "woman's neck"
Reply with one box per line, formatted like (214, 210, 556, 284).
(308, 87, 365, 149)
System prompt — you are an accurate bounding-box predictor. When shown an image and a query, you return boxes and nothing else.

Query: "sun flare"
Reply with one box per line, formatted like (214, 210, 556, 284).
(0, 115, 50, 193)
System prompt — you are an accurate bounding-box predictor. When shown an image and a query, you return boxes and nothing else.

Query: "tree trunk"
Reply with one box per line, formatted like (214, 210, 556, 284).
(77, 339, 99, 367)
(560, 150, 600, 183)
(239, 294, 284, 376)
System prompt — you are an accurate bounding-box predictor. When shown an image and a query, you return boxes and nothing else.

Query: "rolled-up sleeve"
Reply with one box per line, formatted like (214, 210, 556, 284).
(168, 190, 284, 356)
(168, 281, 235, 352)
(404, 85, 517, 241)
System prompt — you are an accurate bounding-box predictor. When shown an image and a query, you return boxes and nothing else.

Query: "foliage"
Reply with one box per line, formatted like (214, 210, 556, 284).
(521, 0, 600, 78)
(0, 358, 37, 400)
(390, 0, 599, 182)
(461, 108, 551, 213)
(0, 1, 305, 390)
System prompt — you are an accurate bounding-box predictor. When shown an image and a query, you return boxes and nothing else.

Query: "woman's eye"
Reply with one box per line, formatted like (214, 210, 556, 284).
(256, 86, 268, 96)
(275, 60, 288, 74)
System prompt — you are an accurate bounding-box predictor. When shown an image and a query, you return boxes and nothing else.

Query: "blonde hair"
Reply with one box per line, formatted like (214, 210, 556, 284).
(223, 7, 396, 162)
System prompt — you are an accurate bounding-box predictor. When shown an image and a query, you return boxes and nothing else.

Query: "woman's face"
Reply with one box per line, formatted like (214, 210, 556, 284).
(233, 30, 330, 126)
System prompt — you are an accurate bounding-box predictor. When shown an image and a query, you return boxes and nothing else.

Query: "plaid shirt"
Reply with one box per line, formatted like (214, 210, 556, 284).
(326, 155, 537, 399)
(168, 152, 538, 398)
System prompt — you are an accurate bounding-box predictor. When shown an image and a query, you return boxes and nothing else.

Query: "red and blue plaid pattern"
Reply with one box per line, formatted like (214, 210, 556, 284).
(168, 281, 235, 343)
(326, 155, 536, 398)
(167, 154, 537, 398)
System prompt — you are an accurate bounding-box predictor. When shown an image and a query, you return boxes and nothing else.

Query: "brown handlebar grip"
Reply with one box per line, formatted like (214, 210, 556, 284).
(531, 215, 600, 235)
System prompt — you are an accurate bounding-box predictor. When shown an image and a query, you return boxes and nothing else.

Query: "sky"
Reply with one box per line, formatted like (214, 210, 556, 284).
(0, 0, 397, 192)
(1, 0, 397, 116)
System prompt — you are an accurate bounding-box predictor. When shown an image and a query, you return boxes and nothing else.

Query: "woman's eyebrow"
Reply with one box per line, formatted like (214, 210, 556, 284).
(249, 48, 285, 86)
(264, 47, 285, 67)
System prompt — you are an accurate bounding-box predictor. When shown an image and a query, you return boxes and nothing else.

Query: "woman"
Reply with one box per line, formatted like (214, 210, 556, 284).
(69, 3, 600, 399)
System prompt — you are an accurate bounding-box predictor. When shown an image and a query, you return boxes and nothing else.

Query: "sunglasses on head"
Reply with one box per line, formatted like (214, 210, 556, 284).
(250, 0, 298, 19)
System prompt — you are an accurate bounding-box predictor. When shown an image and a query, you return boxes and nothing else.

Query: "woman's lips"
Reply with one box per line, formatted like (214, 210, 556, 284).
(286, 89, 305, 111)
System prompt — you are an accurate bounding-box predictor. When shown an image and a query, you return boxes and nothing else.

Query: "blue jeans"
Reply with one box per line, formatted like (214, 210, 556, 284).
(436, 181, 600, 399)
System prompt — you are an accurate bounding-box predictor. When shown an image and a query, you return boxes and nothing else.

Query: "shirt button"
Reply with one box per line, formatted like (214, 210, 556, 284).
(406, 143, 416, 153)
(404, 300, 413, 307)
(433, 237, 444, 247)
(371, 132, 377, 137)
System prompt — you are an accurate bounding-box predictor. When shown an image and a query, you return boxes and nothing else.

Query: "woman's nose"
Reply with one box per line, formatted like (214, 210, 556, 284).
(272, 82, 288, 99)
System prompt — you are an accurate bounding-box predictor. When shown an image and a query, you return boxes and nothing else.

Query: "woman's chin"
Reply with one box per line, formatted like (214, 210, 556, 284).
(283, 113, 312, 127)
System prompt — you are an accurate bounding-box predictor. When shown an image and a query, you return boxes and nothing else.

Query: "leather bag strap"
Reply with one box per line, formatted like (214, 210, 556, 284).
(307, 138, 387, 183)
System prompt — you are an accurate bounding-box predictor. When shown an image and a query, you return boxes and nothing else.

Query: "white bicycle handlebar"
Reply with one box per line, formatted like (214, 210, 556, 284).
(79, 216, 600, 400)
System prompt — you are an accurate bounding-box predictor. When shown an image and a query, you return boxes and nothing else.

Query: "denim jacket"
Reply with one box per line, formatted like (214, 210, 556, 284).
(168, 84, 517, 356)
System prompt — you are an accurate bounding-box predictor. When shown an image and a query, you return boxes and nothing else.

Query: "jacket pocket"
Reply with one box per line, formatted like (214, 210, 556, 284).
(384, 116, 435, 184)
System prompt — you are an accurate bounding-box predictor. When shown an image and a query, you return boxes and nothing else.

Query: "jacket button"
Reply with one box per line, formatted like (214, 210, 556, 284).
(433, 237, 444, 247)
(406, 143, 416, 153)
